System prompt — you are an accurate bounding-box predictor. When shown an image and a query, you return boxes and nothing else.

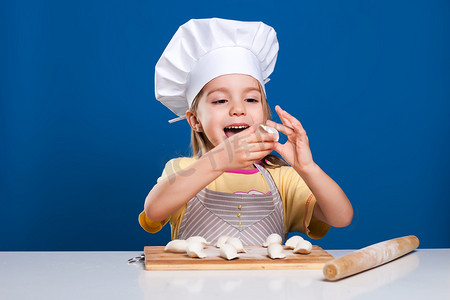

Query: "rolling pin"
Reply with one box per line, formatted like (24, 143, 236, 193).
(323, 235, 419, 281)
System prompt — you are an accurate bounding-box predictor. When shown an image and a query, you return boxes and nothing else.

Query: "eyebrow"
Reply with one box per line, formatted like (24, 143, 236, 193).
(206, 87, 261, 97)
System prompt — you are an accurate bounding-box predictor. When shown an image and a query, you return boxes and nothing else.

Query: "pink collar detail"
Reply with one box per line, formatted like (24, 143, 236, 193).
(224, 162, 262, 174)
(224, 168, 260, 175)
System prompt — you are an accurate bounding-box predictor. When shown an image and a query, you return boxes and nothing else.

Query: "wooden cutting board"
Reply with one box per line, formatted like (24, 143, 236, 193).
(144, 245, 333, 271)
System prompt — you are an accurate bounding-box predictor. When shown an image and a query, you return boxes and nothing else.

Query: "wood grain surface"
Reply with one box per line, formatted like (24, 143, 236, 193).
(323, 235, 420, 281)
(144, 245, 333, 271)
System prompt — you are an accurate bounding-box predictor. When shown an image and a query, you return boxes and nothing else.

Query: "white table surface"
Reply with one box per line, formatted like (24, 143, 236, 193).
(0, 249, 449, 300)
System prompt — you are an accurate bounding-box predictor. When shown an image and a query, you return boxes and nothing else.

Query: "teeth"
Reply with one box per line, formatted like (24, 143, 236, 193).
(225, 126, 248, 129)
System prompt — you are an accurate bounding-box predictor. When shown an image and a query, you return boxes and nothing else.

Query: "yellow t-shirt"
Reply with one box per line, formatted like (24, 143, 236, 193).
(139, 157, 330, 240)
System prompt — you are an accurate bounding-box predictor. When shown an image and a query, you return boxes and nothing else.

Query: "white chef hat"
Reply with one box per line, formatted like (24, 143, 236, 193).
(154, 18, 279, 123)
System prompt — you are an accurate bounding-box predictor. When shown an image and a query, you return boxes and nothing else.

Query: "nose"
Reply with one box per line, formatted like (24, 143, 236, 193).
(229, 100, 246, 116)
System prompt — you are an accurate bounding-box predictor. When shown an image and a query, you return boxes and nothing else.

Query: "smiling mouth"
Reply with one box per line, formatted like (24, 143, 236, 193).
(224, 125, 249, 138)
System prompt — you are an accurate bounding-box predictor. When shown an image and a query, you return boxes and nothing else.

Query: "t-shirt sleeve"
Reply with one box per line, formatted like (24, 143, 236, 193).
(138, 157, 195, 234)
(138, 211, 169, 233)
(272, 166, 331, 239)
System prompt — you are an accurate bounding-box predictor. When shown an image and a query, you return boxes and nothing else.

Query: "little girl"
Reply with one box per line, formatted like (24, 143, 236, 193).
(139, 18, 353, 245)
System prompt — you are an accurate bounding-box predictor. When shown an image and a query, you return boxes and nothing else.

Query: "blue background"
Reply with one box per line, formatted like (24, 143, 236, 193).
(1, 0, 449, 251)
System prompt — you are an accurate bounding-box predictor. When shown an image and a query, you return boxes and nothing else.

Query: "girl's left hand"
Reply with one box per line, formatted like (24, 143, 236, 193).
(266, 105, 315, 173)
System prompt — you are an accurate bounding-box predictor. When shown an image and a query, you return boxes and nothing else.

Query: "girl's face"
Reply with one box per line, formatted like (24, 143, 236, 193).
(191, 74, 265, 147)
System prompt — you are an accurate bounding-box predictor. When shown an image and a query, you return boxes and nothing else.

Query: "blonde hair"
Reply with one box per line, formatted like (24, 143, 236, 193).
(189, 82, 287, 168)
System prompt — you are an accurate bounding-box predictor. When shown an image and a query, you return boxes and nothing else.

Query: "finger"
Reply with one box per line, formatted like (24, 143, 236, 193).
(270, 143, 282, 158)
(246, 141, 276, 152)
(271, 142, 294, 164)
(242, 149, 274, 162)
(275, 105, 294, 129)
(244, 123, 259, 134)
(276, 105, 306, 134)
(229, 134, 275, 156)
(254, 128, 278, 142)
(228, 124, 260, 144)
(266, 120, 294, 136)
(276, 106, 297, 129)
(239, 128, 276, 143)
(230, 124, 258, 141)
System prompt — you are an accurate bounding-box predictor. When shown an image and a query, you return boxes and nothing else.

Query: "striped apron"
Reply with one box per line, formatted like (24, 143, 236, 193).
(177, 164, 285, 245)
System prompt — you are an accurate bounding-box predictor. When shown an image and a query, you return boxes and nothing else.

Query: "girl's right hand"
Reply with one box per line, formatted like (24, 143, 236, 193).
(203, 124, 276, 171)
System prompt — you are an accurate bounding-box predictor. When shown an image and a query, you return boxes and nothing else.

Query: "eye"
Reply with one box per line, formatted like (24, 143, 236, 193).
(245, 98, 259, 103)
(212, 99, 227, 104)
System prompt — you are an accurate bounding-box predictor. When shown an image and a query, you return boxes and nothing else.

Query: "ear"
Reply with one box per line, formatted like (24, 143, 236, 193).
(186, 110, 203, 132)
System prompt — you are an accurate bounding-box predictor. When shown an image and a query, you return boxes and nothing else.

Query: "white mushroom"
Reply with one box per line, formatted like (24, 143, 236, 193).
(259, 124, 279, 142)
(263, 233, 283, 247)
(186, 242, 207, 258)
(186, 236, 210, 248)
(267, 243, 286, 259)
(225, 237, 246, 253)
(293, 240, 312, 254)
(285, 236, 304, 250)
(219, 244, 239, 260)
(164, 239, 188, 253)
(216, 235, 230, 248)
